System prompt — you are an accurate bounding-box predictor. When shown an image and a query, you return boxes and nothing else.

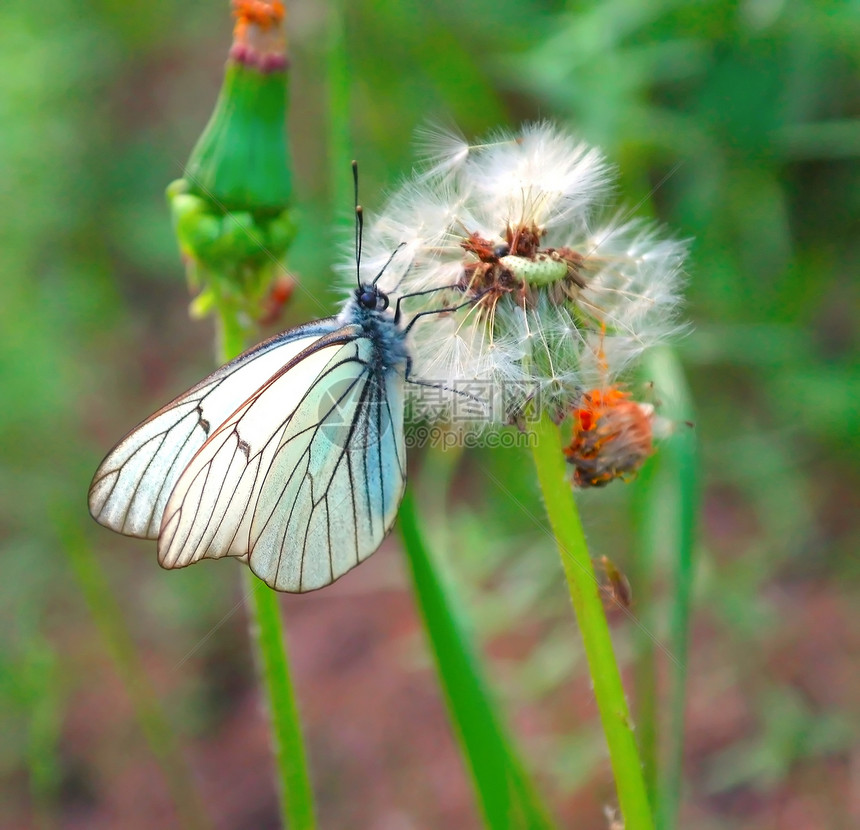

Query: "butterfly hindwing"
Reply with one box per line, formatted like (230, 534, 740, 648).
(250, 340, 406, 590)
(157, 330, 407, 592)
(88, 319, 338, 539)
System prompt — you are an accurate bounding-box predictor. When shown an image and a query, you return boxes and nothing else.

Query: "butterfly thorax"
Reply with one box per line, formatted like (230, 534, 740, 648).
(339, 284, 409, 371)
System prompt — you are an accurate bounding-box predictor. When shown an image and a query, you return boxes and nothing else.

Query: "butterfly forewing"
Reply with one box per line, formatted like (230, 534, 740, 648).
(156, 335, 356, 568)
(88, 320, 337, 538)
(157, 332, 407, 592)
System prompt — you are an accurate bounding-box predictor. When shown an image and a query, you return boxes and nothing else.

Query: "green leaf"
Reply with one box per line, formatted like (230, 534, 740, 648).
(398, 490, 556, 830)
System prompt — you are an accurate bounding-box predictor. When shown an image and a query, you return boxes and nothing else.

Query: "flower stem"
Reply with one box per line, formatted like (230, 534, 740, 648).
(218, 330, 316, 830)
(528, 412, 654, 830)
(244, 573, 316, 830)
(629, 456, 660, 802)
(215, 304, 249, 368)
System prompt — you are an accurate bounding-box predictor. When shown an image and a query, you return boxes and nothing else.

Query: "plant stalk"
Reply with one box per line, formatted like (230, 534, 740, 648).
(244, 573, 316, 830)
(218, 320, 316, 830)
(529, 411, 654, 830)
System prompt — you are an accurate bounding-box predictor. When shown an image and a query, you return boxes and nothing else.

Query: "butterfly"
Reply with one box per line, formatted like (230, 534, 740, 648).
(89, 276, 417, 593)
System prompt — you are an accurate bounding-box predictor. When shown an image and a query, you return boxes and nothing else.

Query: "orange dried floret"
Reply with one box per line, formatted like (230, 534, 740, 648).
(564, 386, 655, 488)
(233, 0, 285, 28)
(231, 1, 287, 70)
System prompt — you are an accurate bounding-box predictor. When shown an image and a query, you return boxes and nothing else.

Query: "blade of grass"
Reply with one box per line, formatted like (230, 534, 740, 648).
(57, 516, 212, 830)
(635, 348, 698, 830)
(326, 0, 353, 219)
(529, 411, 654, 830)
(629, 456, 660, 803)
(398, 489, 556, 830)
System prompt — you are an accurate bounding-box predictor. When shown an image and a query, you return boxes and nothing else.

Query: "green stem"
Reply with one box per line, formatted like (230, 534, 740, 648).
(215, 300, 248, 365)
(217, 330, 316, 830)
(528, 412, 654, 830)
(398, 490, 555, 830)
(244, 573, 316, 829)
(58, 520, 211, 830)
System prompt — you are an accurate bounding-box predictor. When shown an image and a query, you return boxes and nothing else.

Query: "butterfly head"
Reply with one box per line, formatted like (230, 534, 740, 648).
(356, 283, 390, 312)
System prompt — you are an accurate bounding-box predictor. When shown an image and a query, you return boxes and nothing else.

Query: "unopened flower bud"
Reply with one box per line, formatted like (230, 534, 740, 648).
(167, 0, 296, 334)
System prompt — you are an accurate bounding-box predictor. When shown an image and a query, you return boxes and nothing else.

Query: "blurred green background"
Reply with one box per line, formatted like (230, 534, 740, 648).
(1, 1, 858, 828)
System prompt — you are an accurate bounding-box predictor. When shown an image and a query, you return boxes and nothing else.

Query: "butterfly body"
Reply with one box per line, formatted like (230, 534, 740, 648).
(90, 284, 409, 592)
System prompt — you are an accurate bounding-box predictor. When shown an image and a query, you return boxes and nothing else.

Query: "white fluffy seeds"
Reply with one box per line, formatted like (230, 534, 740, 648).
(346, 122, 687, 425)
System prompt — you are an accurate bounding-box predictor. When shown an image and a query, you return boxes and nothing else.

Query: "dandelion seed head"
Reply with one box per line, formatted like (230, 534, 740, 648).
(345, 122, 687, 424)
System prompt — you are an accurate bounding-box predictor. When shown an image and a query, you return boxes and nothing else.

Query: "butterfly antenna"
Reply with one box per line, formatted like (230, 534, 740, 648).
(353, 160, 363, 288)
(373, 242, 407, 286)
(352, 159, 406, 288)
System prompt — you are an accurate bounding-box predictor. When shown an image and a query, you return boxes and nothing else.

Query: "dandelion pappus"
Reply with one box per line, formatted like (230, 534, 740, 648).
(346, 122, 686, 425)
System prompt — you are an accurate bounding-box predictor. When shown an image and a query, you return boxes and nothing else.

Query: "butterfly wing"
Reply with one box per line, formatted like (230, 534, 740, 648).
(157, 329, 407, 592)
(89, 319, 339, 538)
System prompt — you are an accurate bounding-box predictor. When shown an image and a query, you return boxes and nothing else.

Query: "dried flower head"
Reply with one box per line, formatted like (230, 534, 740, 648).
(230, 0, 288, 72)
(351, 122, 687, 425)
(564, 386, 657, 487)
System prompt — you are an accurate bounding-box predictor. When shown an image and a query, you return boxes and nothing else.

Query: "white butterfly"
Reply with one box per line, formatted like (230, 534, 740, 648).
(89, 281, 412, 592)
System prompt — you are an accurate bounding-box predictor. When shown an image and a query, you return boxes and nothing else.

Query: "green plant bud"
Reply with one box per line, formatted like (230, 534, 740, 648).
(167, 2, 297, 334)
(217, 211, 264, 264)
(189, 288, 216, 319)
(184, 30, 291, 214)
(169, 191, 206, 227)
(174, 208, 222, 261)
(165, 177, 190, 200)
(265, 210, 296, 258)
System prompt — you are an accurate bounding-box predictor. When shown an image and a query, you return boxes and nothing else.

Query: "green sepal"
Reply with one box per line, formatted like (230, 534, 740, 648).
(176, 210, 222, 261)
(218, 212, 260, 262)
(265, 209, 297, 259)
(168, 179, 295, 271)
(189, 288, 217, 319)
(184, 62, 291, 213)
